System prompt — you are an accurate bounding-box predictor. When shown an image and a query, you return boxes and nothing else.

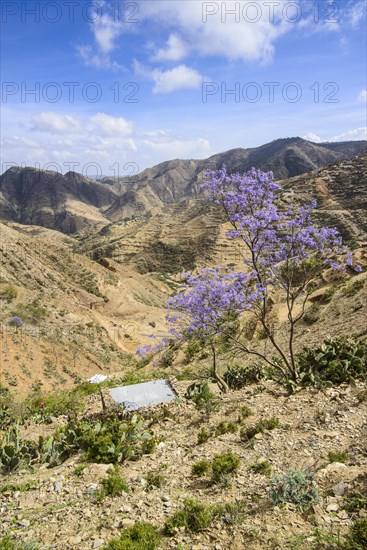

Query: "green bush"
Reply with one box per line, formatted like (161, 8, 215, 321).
(250, 460, 272, 476)
(191, 459, 211, 476)
(214, 420, 238, 436)
(328, 450, 348, 463)
(103, 522, 162, 550)
(145, 471, 166, 490)
(79, 415, 153, 464)
(185, 381, 220, 416)
(164, 498, 246, 536)
(97, 467, 130, 499)
(238, 405, 253, 423)
(164, 498, 214, 535)
(345, 474, 367, 514)
(296, 337, 367, 387)
(197, 427, 211, 444)
(223, 363, 264, 389)
(240, 417, 279, 442)
(211, 452, 241, 483)
(212, 500, 247, 525)
(26, 389, 84, 418)
(269, 469, 319, 510)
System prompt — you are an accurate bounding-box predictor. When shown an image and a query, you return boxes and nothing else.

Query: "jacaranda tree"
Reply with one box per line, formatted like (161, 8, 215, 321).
(138, 166, 361, 388)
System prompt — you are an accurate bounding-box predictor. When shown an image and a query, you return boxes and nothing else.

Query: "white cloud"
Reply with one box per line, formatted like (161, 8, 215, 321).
(77, 0, 125, 70)
(31, 113, 82, 134)
(89, 113, 133, 137)
(76, 45, 123, 72)
(330, 127, 367, 142)
(349, 0, 366, 28)
(138, 0, 291, 64)
(151, 33, 188, 62)
(1, 108, 211, 174)
(142, 132, 211, 158)
(92, 13, 124, 54)
(303, 127, 367, 143)
(303, 132, 322, 143)
(134, 61, 205, 93)
(358, 89, 367, 102)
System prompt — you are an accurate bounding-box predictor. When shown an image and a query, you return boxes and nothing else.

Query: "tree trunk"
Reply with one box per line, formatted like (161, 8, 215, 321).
(211, 344, 229, 393)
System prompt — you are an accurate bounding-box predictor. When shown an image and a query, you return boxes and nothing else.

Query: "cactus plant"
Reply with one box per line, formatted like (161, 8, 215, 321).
(0, 424, 38, 472)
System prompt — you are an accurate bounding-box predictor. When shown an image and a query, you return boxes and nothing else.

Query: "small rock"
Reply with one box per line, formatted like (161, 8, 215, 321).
(162, 495, 171, 502)
(332, 482, 348, 496)
(54, 480, 63, 492)
(254, 433, 263, 440)
(93, 539, 104, 549)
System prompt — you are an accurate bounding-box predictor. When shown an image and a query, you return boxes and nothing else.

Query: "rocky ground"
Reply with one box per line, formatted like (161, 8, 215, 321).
(1, 379, 366, 549)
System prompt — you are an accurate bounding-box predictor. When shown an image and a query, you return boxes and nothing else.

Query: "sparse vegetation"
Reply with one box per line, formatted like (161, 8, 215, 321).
(197, 427, 211, 444)
(240, 417, 280, 442)
(103, 522, 162, 550)
(211, 452, 241, 484)
(269, 469, 319, 510)
(346, 518, 367, 550)
(250, 460, 272, 476)
(97, 467, 130, 499)
(296, 336, 367, 387)
(145, 470, 166, 490)
(342, 279, 364, 297)
(191, 459, 211, 476)
(0, 285, 18, 302)
(328, 450, 348, 463)
(214, 420, 238, 436)
(164, 498, 215, 535)
(223, 363, 264, 388)
(185, 381, 220, 416)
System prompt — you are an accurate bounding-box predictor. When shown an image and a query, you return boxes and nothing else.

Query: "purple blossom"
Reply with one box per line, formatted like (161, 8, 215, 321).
(145, 166, 361, 382)
(9, 316, 23, 328)
(136, 345, 152, 357)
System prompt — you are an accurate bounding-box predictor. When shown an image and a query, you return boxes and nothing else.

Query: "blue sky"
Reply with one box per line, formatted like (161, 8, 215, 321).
(1, 0, 366, 176)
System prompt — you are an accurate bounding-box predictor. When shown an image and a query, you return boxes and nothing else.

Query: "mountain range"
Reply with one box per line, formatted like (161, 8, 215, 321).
(1, 137, 366, 234)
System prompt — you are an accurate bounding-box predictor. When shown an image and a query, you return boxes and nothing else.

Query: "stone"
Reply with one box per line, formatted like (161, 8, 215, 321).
(93, 539, 104, 549)
(54, 480, 63, 492)
(332, 482, 348, 496)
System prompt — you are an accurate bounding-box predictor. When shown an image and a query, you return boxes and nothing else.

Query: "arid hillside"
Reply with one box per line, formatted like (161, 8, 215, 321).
(0, 154, 366, 396)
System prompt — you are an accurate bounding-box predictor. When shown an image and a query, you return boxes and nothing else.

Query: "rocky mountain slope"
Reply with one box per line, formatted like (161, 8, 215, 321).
(0, 168, 117, 234)
(77, 154, 367, 274)
(1, 138, 366, 233)
(0, 153, 367, 396)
